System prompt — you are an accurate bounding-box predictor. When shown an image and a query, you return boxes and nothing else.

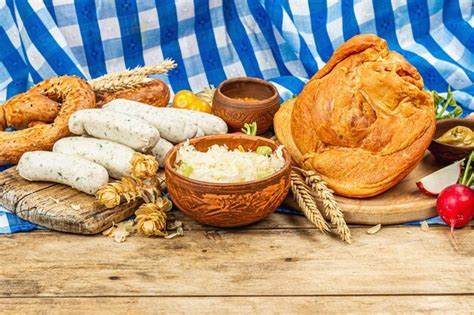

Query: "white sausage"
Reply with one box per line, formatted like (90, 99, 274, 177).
(151, 138, 174, 167)
(174, 108, 228, 135)
(53, 137, 136, 179)
(104, 99, 228, 139)
(68, 109, 160, 152)
(103, 99, 198, 143)
(195, 128, 206, 138)
(18, 151, 109, 195)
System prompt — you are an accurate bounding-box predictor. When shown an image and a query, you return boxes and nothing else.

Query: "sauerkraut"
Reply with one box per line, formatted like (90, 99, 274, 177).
(174, 142, 285, 183)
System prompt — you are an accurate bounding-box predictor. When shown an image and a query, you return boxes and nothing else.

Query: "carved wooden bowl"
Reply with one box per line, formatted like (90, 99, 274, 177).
(164, 134, 291, 227)
(212, 77, 280, 134)
(428, 118, 474, 164)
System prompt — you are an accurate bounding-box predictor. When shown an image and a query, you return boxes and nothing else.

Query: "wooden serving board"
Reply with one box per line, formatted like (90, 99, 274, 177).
(0, 168, 163, 234)
(285, 153, 441, 225)
(335, 153, 441, 224)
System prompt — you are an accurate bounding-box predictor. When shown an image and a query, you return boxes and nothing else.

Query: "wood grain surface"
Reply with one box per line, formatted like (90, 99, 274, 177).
(1, 213, 472, 313)
(0, 167, 167, 234)
(1, 296, 473, 314)
(1, 224, 472, 297)
(0, 167, 55, 211)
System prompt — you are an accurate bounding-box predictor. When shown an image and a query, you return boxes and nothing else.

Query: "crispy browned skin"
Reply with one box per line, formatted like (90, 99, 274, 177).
(274, 34, 435, 198)
(1, 78, 171, 130)
(95, 79, 170, 108)
(0, 76, 95, 165)
(0, 93, 61, 130)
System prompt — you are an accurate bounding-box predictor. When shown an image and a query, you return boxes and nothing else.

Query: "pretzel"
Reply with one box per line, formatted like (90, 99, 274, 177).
(0, 76, 96, 165)
(0, 93, 60, 130)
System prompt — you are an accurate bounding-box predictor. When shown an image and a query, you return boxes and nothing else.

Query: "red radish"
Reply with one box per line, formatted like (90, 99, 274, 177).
(416, 161, 462, 196)
(435, 151, 474, 249)
(436, 185, 473, 228)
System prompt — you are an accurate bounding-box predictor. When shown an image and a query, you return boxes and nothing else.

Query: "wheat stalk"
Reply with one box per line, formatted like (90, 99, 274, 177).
(89, 59, 176, 93)
(294, 167, 352, 244)
(290, 171, 331, 234)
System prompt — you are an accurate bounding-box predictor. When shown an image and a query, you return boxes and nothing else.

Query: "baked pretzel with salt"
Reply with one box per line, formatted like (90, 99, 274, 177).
(0, 76, 96, 165)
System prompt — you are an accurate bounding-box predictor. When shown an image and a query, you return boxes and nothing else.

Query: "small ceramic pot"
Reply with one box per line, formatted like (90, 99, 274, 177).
(164, 134, 291, 227)
(212, 77, 280, 134)
(428, 118, 474, 164)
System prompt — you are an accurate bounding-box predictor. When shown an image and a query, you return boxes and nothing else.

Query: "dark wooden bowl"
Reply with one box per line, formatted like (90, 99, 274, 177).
(164, 134, 291, 227)
(428, 118, 474, 164)
(212, 77, 280, 134)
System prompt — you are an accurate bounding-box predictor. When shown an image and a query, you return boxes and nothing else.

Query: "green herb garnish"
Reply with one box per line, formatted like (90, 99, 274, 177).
(433, 86, 463, 120)
(242, 122, 257, 136)
(459, 151, 474, 187)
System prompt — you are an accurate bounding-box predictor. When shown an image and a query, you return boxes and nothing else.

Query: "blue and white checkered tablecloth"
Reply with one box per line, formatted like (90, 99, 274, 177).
(1, 0, 472, 233)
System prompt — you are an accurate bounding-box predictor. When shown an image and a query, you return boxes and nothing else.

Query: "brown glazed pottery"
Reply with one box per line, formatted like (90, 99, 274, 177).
(212, 77, 280, 134)
(428, 118, 474, 164)
(164, 134, 291, 227)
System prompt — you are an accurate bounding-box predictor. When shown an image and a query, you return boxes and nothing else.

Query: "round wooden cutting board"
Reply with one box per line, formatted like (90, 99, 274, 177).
(334, 153, 441, 225)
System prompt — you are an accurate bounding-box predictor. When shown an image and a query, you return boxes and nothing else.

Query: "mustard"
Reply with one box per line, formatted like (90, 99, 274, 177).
(436, 126, 474, 148)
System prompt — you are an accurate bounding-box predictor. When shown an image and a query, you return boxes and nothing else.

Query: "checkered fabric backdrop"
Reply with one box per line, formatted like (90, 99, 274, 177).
(0, 0, 473, 233)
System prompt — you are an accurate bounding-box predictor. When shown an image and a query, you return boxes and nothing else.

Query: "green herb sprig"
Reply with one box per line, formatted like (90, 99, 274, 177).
(241, 122, 257, 136)
(433, 86, 463, 120)
(459, 151, 474, 187)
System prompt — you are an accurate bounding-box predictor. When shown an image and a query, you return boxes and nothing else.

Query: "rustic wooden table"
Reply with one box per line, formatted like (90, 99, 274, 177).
(1, 212, 473, 313)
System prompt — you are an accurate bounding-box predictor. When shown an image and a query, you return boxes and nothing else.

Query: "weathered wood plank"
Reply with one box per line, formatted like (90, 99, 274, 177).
(0, 167, 55, 211)
(170, 210, 447, 231)
(1, 226, 472, 297)
(1, 296, 472, 314)
(15, 184, 140, 234)
(176, 210, 315, 230)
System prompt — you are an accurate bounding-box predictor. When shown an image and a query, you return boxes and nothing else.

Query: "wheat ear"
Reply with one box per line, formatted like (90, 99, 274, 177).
(295, 167, 352, 244)
(290, 171, 331, 233)
(89, 59, 176, 92)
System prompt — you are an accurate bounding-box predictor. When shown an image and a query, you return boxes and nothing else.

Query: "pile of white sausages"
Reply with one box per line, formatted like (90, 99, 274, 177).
(18, 99, 228, 195)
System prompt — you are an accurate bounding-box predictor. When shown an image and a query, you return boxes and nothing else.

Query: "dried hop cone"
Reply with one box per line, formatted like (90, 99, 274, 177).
(135, 202, 168, 237)
(156, 197, 172, 212)
(118, 176, 142, 202)
(130, 153, 159, 179)
(96, 186, 121, 209)
(96, 177, 142, 209)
